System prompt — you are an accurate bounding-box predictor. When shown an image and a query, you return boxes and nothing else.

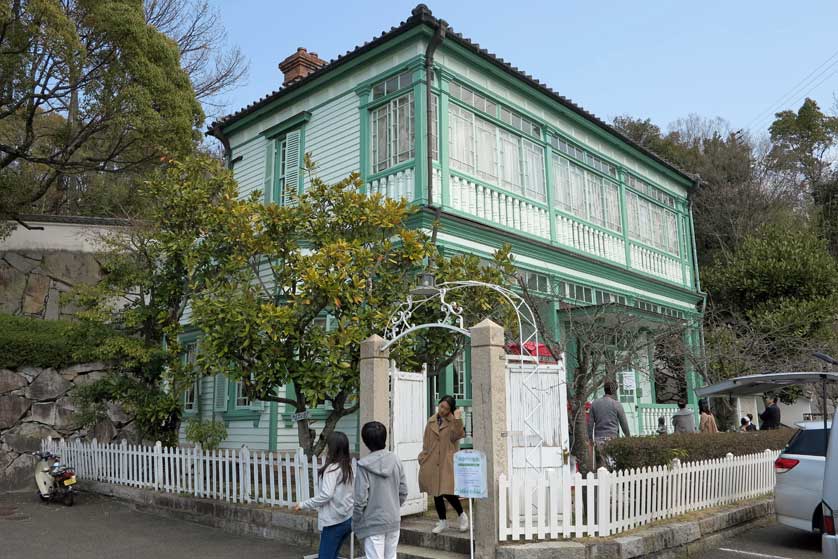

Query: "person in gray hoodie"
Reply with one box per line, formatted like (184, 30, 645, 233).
(353, 421, 407, 559)
(671, 400, 696, 433)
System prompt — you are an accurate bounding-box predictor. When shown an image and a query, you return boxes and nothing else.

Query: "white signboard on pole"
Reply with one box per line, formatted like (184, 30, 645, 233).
(621, 371, 636, 391)
(453, 450, 487, 499)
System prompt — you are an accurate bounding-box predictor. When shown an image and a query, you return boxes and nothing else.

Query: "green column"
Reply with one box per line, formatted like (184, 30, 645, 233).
(268, 401, 278, 452)
(412, 64, 428, 205)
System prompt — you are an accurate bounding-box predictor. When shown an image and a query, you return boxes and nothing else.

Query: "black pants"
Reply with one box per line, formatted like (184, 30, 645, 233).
(433, 494, 464, 520)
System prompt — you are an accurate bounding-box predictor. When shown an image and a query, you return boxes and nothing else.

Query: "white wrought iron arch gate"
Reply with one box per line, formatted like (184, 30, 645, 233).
(380, 280, 571, 516)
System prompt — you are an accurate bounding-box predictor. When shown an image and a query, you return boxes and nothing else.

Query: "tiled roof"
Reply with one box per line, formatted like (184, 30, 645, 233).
(16, 214, 131, 226)
(209, 5, 696, 185)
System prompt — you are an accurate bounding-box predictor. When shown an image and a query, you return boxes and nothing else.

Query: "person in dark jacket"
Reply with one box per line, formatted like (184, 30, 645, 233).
(760, 396, 781, 430)
(588, 380, 630, 468)
(672, 400, 696, 433)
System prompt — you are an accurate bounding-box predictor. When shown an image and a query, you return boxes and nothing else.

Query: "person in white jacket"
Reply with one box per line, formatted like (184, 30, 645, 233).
(295, 432, 354, 559)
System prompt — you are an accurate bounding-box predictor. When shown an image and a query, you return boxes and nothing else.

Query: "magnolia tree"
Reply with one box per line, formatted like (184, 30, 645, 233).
(189, 158, 513, 456)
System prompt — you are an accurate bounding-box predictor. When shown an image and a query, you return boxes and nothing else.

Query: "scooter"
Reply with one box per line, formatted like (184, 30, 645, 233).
(33, 450, 76, 506)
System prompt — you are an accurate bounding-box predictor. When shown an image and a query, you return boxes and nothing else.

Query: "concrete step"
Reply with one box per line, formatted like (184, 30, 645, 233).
(396, 544, 469, 559)
(399, 517, 472, 555)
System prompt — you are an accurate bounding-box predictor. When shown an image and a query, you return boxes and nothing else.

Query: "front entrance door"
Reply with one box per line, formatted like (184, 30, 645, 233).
(390, 362, 428, 516)
(618, 370, 639, 434)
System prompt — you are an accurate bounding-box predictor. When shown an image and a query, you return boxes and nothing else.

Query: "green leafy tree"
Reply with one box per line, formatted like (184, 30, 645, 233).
(0, 0, 203, 232)
(703, 222, 838, 407)
(190, 159, 514, 456)
(71, 155, 231, 444)
(769, 98, 838, 189)
(769, 98, 838, 256)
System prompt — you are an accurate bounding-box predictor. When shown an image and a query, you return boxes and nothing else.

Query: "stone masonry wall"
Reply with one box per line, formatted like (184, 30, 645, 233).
(0, 250, 102, 319)
(0, 363, 134, 491)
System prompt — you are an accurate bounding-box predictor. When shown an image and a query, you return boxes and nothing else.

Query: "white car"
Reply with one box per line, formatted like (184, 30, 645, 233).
(821, 410, 838, 558)
(775, 420, 831, 532)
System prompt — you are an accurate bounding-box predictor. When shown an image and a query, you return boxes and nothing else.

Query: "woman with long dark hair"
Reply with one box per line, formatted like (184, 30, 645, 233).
(418, 395, 467, 534)
(295, 431, 355, 559)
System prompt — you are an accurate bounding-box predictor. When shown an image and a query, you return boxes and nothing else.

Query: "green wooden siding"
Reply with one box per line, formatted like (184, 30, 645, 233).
(303, 91, 361, 187)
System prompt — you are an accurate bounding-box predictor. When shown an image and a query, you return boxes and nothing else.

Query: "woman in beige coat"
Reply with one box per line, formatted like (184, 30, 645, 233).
(418, 395, 467, 534)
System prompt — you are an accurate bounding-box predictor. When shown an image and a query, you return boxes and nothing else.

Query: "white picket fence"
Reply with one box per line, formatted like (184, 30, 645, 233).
(41, 438, 326, 507)
(499, 449, 780, 540)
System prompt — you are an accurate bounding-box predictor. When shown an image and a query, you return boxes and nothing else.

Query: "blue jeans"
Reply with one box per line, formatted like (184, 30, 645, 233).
(318, 517, 352, 559)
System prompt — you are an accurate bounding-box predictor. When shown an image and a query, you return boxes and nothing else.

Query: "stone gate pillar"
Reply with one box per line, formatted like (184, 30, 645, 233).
(470, 319, 508, 559)
(359, 334, 390, 457)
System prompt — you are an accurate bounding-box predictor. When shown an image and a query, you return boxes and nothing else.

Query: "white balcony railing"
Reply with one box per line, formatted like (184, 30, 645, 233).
(555, 214, 626, 266)
(367, 167, 415, 201)
(630, 244, 683, 285)
(449, 174, 550, 240)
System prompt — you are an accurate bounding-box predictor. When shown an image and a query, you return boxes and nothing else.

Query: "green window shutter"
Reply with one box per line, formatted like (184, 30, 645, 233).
(264, 139, 276, 204)
(213, 374, 228, 412)
(282, 129, 301, 206)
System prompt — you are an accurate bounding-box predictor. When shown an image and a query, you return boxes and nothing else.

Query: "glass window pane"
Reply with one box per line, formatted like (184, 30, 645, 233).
(475, 117, 498, 183)
(385, 76, 398, 94)
(399, 72, 413, 89)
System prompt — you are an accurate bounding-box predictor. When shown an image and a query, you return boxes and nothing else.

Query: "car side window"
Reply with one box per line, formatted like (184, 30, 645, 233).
(785, 429, 831, 456)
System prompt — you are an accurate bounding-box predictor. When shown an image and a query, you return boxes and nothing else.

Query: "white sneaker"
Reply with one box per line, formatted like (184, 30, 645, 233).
(432, 520, 448, 534)
(458, 512, 469, 532)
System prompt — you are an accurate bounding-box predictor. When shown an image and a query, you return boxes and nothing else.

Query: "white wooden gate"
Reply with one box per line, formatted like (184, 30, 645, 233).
(390, 362, 428, 516)
(507, 356, 571, 481)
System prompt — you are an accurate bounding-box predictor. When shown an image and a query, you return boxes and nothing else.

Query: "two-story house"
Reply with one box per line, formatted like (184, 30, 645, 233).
(180, 5, 704, 452)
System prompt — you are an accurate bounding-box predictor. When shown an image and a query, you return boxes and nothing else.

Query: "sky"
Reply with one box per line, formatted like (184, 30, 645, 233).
(208, 1, 838, 137)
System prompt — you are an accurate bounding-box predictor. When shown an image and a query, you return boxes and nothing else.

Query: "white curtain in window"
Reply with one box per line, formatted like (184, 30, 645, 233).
(522, 138, 545, 202)
(499, 129, 521, 193)
(605, 182, 621, 232)
(449, 104, 475, 173)
(370, 92, 414, 174)
(475, 117, 498, 183)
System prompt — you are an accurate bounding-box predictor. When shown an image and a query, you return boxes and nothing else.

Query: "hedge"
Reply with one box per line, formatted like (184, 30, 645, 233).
(0, 313, 115, 369)
(602, 428, 796, 470)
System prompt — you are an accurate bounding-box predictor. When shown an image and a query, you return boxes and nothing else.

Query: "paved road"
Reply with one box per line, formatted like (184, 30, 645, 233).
(0, 490, 307, 559)
(703, 521, 822, 559)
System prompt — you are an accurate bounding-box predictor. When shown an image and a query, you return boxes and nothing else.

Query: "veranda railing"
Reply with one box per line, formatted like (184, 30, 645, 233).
(499, 449, 780, 540)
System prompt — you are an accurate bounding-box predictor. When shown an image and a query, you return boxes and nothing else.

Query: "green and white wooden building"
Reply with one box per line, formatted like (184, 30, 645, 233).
(180, 5, 704, 451)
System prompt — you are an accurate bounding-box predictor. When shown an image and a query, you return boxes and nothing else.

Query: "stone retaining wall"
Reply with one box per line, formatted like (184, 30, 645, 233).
(0, 250, 102, 319)
(0, 363, 132, 490)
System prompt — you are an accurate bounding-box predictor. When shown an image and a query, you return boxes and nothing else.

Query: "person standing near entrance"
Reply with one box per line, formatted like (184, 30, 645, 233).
(672, 400, 697, 433)
(354, 421, 407, 559)
(295, 432, 354, 559)
(588, 380, 631, 467)
(699, 399, 719, 433)
(418, 395, 468, 535)
(760, 396, 782, 430)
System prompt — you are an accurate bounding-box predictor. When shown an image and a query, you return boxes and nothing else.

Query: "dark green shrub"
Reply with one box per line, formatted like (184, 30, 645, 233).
(0, 313, 116, 369)
(603, 428, 795, 470)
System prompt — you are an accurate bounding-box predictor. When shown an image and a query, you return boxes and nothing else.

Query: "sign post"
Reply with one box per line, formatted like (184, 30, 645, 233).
(453, 450, 487, 559)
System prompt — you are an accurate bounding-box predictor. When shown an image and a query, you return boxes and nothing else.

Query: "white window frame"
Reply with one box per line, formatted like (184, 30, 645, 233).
(448, 104, 546, 202)
(234, 380, 250, 409)
(370, 91, 415, 174)
(627, 191, 680, 256)
(183, 342, 198, 412)
(552, 154, 621, 233)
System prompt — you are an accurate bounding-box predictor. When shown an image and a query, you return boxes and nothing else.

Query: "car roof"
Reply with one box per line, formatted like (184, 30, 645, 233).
(793, 420, 833, 430)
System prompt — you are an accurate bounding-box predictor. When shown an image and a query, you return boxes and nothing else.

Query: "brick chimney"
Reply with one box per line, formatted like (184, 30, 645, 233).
(279, 48, 327, 87)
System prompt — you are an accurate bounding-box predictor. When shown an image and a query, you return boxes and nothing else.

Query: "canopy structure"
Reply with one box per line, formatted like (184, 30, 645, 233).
(695, 372, 838, 399)
(696, 371, 838, 444)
